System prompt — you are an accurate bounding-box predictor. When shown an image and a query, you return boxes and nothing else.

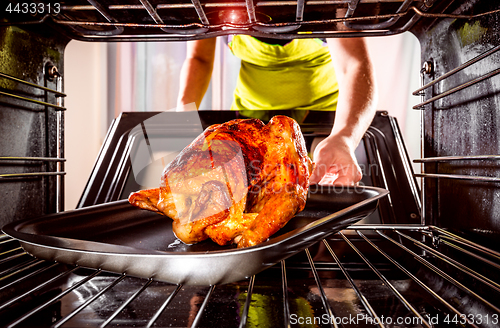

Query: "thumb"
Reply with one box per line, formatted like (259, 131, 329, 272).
(309, 168, 320, 185)
(309, 162, 334, 185)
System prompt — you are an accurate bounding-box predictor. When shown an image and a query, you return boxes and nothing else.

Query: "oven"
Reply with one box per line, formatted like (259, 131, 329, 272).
(1, 0, 500, 327)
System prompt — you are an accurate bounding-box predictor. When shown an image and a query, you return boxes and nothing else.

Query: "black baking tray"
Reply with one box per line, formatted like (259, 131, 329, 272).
(3, 185, 388, 286)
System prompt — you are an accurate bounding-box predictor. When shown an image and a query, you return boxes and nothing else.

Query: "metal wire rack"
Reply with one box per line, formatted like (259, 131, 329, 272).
(0, 70, 66, 212)
(1, 225, 499, 327)
(4, 0, 500, 41)
(412, 42, 500, 184)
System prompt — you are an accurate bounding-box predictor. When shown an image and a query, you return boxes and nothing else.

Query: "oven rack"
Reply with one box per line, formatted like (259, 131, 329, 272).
(414, 154, 500, 183)
(412, 41, 500, 184)
(413, 43, 500, 111)
(0, 72, 66, 111)
(5, 0, 500, 41)
(1, 224, 499, 327)
(0, 70, 66, 212)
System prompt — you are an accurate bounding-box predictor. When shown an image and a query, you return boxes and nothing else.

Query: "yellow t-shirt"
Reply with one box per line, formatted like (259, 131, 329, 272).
(229, 35, 338, 120)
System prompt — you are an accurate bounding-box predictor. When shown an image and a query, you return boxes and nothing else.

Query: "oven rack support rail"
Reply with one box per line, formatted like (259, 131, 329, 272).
(412, 41, 500, 185)
(412, 43, 500, 111)
(1, 225, 500, 327)
(0, 70, 66, 212)
(4, 0, 500, 41)
(0, 72, 65, 111)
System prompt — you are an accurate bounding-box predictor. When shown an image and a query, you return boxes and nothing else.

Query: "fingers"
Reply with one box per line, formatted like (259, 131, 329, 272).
(317, 172, 339, 185)
(312, 163, 362, 186)
(309, 160, 335, 184)
(323, 174, 357, 186)
(309, 135, 363, 186)
(309, 168, 321, 185)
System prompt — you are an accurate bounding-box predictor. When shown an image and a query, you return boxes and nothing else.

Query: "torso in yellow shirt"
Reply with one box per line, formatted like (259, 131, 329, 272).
(228, 35, 339, 121)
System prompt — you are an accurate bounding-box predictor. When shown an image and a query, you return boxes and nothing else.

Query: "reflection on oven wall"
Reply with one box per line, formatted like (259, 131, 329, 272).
(63, 33, 422, 210)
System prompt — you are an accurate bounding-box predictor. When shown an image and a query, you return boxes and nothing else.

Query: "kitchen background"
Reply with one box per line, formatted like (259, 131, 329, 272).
(63, 33, 421, 209)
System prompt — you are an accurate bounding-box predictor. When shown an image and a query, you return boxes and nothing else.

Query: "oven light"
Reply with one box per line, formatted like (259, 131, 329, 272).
(229, 11, 239, 23)
(225, 9, 247, 24)
(208, 9, 271, 25)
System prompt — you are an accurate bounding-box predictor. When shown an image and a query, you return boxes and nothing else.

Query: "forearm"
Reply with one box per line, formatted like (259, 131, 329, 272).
(309, 38, 377, 185)
(332, 62, 377, 149)
(177, 38, 216, 109)
(327, 38, 378, 149)
(177, 57, 213, 108)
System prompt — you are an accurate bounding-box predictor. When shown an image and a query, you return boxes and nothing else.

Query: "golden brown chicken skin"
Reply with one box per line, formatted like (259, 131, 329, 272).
(129, 115, 313, 248)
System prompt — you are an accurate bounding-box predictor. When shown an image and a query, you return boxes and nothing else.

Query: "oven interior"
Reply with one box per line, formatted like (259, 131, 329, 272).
(1, 0, 500, 327)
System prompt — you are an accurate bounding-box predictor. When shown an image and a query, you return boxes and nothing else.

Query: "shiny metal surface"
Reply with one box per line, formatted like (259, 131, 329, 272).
(0, 172, 66, 179)
(414, 173, 500, 183)
(3, 186, 388, 286)
(16, 4, 500, 42)
(414, 155, 500, 163)
(412, 43, 500, 98)
(413, 1, 500, 234)
(0, 72, 66, 97)
(55, 73, 64, 213)
(413, 67, 500, 109)
(0, 25, 68, 228)
(0, 157, 66, 162)
(0, 90, 66, 111)
(2, 224, 500, 327)
(5, 0, 478, 41)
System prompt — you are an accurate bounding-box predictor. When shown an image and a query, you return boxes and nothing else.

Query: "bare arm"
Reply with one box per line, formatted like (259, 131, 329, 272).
(310, 37, 378, 185)
(177, 38, 217, 109)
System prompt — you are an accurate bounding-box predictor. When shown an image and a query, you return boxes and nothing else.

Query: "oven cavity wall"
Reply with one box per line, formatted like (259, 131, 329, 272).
(0, 21, 70, 227)
(412, 0, 500, 247)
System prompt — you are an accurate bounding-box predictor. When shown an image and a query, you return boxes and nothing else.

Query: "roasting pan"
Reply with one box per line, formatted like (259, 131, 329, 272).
(2, 185, 388, 286)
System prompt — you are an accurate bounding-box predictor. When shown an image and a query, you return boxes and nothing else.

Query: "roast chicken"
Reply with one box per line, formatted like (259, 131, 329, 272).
(128, 115, 313, 248)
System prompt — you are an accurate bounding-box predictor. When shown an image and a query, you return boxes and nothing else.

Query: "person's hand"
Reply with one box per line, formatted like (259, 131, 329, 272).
(309, 134, 362, 186)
